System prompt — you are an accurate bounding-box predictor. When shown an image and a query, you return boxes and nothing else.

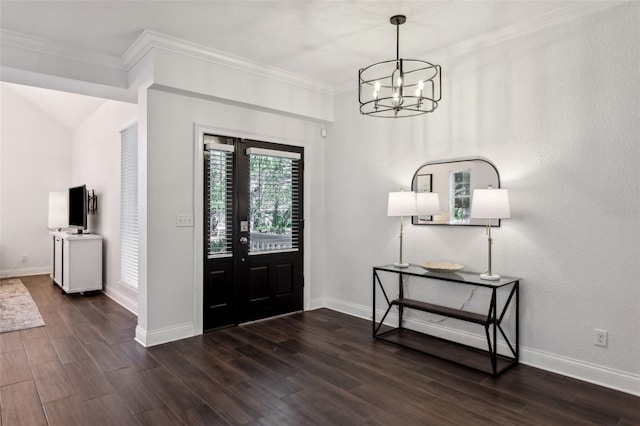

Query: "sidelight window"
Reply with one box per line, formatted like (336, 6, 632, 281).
(205, 137, 234, 257)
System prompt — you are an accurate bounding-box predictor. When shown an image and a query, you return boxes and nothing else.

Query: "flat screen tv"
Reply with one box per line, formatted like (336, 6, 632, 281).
(68, 185, 87, 233)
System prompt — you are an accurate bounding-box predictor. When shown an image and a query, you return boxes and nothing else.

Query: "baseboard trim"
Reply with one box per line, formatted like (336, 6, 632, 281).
(102, 285, 138, 315)
(325, 296, 511, 353)
(325, 297, 640, 396)
(308, 297, 326, 311)
(520, 347, 640, 396)
(325, 297, 370, 319)
(134, 325, 148, 347)
(135, 322, 195, 348)
(0, 267, 51, 279)
(136, 298, 327, 348)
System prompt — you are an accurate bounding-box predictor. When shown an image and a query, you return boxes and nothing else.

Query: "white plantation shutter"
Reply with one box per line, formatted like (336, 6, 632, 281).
(120, 124, 138, 289)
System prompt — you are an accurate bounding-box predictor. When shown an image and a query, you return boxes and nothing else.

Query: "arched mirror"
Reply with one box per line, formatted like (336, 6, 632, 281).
(411, 158, 501, 226)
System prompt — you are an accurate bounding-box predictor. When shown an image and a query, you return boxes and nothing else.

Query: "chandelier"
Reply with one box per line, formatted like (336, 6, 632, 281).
(358, 15, 441, 118)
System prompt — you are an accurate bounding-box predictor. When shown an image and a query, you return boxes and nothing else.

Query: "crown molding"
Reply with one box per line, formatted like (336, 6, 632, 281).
(0, 65, 136, 103)
(1, 28, 333, 96)
(334, 1, 626, 94)
(122, 30, 333, 96)
(0, 29, 125, 70)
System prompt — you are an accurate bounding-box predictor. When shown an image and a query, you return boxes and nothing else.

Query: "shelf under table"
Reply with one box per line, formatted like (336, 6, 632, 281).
(391, 298, 488, 325)
(377, 328, 516, 375)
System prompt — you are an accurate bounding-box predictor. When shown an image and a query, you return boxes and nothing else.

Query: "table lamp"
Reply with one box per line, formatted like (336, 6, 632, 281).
(387, 190, 417, 268)
(470, 186, 510, 280)
(416, 191, 440, 220)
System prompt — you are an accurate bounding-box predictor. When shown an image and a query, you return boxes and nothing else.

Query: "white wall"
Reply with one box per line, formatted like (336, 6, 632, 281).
(138, 87, 326, 345)
(71, 100, 138, 311)
(0, 84, 71, 277)
(325, 3, 639, 394)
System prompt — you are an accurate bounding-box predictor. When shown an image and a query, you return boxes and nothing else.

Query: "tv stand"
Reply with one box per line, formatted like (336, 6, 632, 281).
(51, 231, 102, 293)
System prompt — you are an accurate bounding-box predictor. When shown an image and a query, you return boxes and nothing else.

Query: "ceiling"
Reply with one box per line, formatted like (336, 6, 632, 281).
(0, 1, 577, 86)
(2, 82, 107, 129)
(0, 1, 596, 127)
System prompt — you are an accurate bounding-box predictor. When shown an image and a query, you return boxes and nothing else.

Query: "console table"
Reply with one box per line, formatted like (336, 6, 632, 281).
(373, 264, 519, 376)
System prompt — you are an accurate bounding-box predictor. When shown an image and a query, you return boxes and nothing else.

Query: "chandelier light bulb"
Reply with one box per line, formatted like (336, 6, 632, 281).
(374, 81, 381, 91)
(392, 91, 403, 107)
(391, 67, 403, 105)
(418, 80, 424, 90)
(392, 68, 402, 87)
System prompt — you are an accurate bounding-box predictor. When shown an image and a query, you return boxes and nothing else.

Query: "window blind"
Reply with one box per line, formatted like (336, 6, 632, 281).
(205, 137, 234, 257)
(246, 147, 301, 160)
(120, 124, 138, 289)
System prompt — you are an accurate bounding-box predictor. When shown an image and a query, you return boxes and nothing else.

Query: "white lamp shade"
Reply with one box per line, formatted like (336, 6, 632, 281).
(387, 191, 417, 216)
(48, 192, 68, 229)
(416, 192, 440, 215)
(470, 188, 511, 219)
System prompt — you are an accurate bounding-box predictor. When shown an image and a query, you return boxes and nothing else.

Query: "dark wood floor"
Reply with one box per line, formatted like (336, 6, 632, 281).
(0, 275, 638, 425)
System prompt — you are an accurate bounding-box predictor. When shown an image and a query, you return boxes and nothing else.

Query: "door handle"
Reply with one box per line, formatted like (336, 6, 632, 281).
(240, 236, 248, 245)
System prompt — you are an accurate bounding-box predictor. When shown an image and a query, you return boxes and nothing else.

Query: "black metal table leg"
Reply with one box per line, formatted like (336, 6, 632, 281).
(372, 269, 376, 338)
(398, 273, 404, 329)
(491, 288, 498, 375)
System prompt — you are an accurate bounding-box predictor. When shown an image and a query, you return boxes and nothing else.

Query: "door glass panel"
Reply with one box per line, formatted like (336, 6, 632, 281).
(248, 154, 300, 253)
(206, 148, 233, 257)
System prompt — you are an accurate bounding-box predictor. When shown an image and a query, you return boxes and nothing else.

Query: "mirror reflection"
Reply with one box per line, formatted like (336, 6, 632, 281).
(411, 158, 501, 226)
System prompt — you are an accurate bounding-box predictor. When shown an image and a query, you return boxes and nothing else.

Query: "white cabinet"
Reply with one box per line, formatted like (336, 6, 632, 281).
(51, 232, 103, 293)
(53, 235, 63, 285)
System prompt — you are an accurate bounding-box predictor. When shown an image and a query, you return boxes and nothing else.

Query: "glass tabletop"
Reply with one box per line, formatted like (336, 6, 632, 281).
(374, 264, 519, 288)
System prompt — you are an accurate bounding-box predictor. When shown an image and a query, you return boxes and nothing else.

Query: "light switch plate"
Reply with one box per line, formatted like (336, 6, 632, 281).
(176, 214, 194, 227)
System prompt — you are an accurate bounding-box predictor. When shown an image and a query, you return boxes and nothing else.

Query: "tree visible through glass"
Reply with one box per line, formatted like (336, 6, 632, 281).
(249, 155, 294, 252)
(208, 150, 231, 255)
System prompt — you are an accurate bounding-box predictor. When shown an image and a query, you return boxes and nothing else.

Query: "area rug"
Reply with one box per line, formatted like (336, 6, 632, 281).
(0, 278, 45, 333)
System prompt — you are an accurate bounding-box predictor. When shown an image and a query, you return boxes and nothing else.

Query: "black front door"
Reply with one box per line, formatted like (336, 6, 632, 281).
(203, 135, 304, 330)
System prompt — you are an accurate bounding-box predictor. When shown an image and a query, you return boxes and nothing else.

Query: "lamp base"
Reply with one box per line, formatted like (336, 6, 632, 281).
(480, 273, 501, 281)
(393, 262, 410, 268)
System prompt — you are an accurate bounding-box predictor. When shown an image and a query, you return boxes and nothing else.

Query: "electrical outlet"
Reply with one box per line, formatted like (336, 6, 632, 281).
(176, 214, 194, 227)
(595, 329, 608, 347)
(21, 254, 28, 263)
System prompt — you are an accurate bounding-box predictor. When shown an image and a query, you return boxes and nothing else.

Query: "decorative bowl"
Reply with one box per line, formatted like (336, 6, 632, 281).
(419, 262, 464, 273)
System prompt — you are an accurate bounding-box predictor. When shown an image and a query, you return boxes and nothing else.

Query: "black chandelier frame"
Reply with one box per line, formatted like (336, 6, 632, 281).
(358, 15, 442, 118)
